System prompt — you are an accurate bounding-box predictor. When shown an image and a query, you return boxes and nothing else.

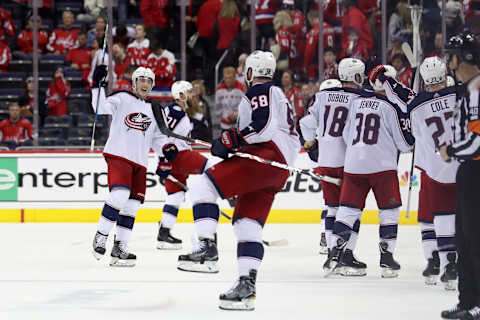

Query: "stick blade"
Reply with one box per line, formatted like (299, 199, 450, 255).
(262, 238, 289, 247)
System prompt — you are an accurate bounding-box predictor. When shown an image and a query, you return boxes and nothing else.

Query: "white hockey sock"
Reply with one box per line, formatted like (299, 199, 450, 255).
(379, 208, 399, 253)
(346, 219, 361, 251)
(115, 199, 140, 243)
(161, 212, 178, 230)
(97, 215, 116, 236)
(434, 215, 456, 271)
(419, 222, 437, 260)
(325, 207, 338, 250)
(319, 209, 326, 233)
(195, 220, 217, 240)
(234, 219, 264, 277)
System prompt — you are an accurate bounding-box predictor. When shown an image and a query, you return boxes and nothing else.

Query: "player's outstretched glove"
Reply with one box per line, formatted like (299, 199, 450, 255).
(156, 157, 172, 185)
(93, 65, 108, 87)
(304, 140, 319, 162)
(162, 143, 178, 162)
(368, 64, 386, 84)
(211, 128, 245, 160)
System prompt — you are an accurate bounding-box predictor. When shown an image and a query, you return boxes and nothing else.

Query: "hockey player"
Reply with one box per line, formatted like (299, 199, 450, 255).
(177, 50, 300, 311)
(155, 80, 210, 250)
(330, 65, 413, 278)
(371, 57, 458, 289)
(299, 58, 366, 275)
(91, 66, 168, 267)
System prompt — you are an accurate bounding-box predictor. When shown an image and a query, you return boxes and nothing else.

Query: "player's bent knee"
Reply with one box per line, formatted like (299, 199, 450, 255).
(233, 218, 263, 242)
(165, 191, 185, 207)
(107, 188, 131, 210)
(122, 199, 141, 217)
(189, 174, 219, 204)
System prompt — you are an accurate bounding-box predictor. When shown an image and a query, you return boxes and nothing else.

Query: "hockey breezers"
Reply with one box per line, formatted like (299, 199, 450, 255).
(152, 104, 342, 186)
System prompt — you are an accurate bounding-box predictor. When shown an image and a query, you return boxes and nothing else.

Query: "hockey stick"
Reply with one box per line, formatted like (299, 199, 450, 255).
(401, 42, 417, 68)
(90, 23, 109, 152)
(405, 148, 415, 218)
(151, 104, 342, 186)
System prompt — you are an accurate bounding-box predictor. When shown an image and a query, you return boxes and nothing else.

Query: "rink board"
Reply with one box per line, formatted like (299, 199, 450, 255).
(0, 151, 420, 224)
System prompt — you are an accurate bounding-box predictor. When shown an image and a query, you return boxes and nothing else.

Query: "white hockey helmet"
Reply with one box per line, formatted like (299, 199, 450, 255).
(244, 50, 276, 87)
(370, 65, 396, 91)
(420, 56, 447, 85)
(132, 66, 155, 93)
(338, 58, 365, 87)
(319, 79, 342, 91)
(446, 75, 455, 87)
(171, 80, 193, 101)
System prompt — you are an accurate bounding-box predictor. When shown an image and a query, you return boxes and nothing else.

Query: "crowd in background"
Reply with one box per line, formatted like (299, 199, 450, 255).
(0, 0, 479, 149)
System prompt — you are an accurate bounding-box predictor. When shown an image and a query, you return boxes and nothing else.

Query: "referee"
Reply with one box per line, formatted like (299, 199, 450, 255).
(439, 32, 480, 320)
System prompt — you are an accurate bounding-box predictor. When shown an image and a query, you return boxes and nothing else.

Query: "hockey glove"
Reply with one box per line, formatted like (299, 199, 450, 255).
(156, 157, 172, 185)
(368, 64, 386, 84)
(211, 128, 245, 159)
(93, 65, 108, 87)
(162, 143, 179, 162)
(304, 140, 319, 162)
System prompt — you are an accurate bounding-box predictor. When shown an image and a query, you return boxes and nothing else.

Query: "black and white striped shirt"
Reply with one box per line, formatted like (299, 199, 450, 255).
(447, 74, 480, 161)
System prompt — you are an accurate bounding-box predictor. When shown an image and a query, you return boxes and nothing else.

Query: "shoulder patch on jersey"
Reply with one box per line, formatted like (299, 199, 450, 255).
(124, 112, 152, 131)
(165, 103, 186, 130)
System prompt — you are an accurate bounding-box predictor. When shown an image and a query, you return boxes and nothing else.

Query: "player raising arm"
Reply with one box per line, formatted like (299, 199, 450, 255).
(90, 66, 167, 267)
(176, 50, 300, 311)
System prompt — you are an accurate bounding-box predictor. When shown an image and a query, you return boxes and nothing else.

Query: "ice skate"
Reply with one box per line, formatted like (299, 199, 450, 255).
(219, 270, 256, 311)
(441, 304, 468, 319)
(177, 237, 219, 273)
(156, 222, 182, 250)
(319, 232, 328, 255)
(440, 252, 457, 291)
(92, 231, 107, 260)
(422, 250, 440, 285)
(324, 238, 346, 277)
(110, 239, 136, 267)
(339, 249, 367, 276)
(462, 306, 480, 320)
(379, 242, 400, 278)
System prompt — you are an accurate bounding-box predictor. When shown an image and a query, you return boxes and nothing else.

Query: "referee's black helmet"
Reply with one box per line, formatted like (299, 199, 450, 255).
(445, 32, 480, 66)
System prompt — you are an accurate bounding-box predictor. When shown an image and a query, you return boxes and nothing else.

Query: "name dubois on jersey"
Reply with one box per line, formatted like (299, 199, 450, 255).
(124, 112, 152, 133)
(327, 93, 350, 103)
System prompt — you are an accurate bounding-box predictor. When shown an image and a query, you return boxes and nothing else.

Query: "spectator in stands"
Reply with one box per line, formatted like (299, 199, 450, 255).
(445, 1, 464, 38)
(47, 10, 80, 55)
(388, 34, 405, 62)
(112, 43, 130, 79)
(192, 79, 213, 137)
(87, 36, 113, 87)
(18, 76, 47, 124)
(66, 31, 91, 81)
(17, 15, 48, 54)
(114, 64, 136, 92)
(113, 24, 131, 49)
(187, 81, 212, 142)
(304, 10, 335, 81)
(0, 102, 33, 149)
(428, 32, 444, 58)
(272, 10, 293, 72)
(465, 0, 480, 34)
(340, 28, 369, 61)
(236, 53, 248, 88)
(196, 0, 222, 91)
(127, 24, 150, 67)
(77, 0, 105, 25)
(324, 0, 344, 42)
(323, 46, 339, 80)
(391, 53, 413, 88)
(388, 2, 412, 50)
(281, 70, 303, 120)
(147, 39, 176, 101)
(255, 0, 282, 49)
(216, 0, 241, 52)
(281, 0, 307, 73)
(341, 0, 373, 53)
(46, 67, 71, 116)
(140, 0, 171, 41)
(214, 66, 244, 138)
(0, 7, 15, 46)
(87, 15, 106, 48)
(0, 38, 11, 72)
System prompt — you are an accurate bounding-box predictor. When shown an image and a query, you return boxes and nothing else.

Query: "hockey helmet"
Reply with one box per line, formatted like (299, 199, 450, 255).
(319, 79, 342, 91)
(132, 67, 155, 93)
(171, 80, 193, 101)
(370, 65, 396, 92)
(420, 56, 447, 85)
(446, 75, 455, 87)
(244, 50, 276, 87)
(338, 58, 365, 87)
(445, 32, 479, 66)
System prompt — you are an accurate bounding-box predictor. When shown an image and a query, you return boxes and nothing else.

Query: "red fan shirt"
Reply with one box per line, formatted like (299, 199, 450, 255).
(127, 39, 150, 67)
(46, 77, 71, 116)
(0, 118, 33, 143)
(140, 0, 170, 28)
(255, 0, 282, 24)
(47, 28, 80, 54)
(147, 49, 176, 87)
(304, 23, 335, 79)
(0, 8, 15, 45)
(17, 29, 49, 53)
(0, 41, 11, 72)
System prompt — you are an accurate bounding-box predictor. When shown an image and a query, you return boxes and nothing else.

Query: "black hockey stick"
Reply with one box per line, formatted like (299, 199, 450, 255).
(151, 103, 342, 185)
(405, 148, 415, 218)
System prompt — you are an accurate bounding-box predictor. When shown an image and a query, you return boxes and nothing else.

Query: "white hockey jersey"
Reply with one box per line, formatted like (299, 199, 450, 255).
(299, 87, 362, 168)
(408, 87, 459, 183)
(238, 82, 301, 166)
(91, 88, 167, 168)
(343, 91, 413, 174)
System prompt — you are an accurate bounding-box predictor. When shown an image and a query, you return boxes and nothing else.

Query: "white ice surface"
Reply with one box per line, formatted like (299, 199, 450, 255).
(0, 223, 456, 320)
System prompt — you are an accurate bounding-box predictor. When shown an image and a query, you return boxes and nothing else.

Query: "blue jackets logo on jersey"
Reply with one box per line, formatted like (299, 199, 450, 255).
(124, 112, 152, 131)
